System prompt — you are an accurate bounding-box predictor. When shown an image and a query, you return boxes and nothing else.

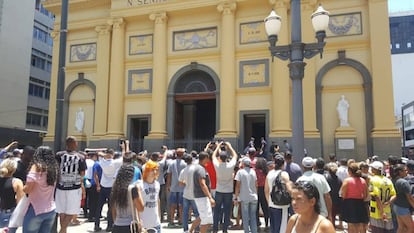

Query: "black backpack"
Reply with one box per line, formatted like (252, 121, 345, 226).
(271, 171, 291, 206)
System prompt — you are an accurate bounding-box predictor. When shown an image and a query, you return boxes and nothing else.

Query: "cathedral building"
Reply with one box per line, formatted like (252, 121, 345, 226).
(43, 0, 400, 160)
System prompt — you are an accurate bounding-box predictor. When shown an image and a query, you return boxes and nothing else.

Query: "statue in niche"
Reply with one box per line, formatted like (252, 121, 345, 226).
(337, 95, 350, 127)
(75, 108, 84, 132)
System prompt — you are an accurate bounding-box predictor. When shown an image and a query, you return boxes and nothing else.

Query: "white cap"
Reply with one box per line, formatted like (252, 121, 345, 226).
(370, 161, 384, 170)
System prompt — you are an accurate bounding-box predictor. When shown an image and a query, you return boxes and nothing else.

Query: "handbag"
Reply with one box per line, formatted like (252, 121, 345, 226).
(128, 185, 143, 233)
(8, 194, 30, 228)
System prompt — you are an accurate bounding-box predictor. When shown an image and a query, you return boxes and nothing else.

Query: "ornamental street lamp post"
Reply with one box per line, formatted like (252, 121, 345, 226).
(265, 0, 329, 159)
(54, 0, 69, 152)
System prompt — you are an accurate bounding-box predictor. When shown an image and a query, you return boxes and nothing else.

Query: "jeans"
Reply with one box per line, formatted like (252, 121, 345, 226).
(241, 200, 258, 233)
(269, 207, 289, 233)
(0, 208, 14, 228)
(22, 205, 55, 233)
(182, 198, 199, 231)
(213, 192, 232, 232)
(95, 187, 113, 228)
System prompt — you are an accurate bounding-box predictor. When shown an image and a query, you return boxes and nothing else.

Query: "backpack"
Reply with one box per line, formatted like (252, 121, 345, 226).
(271, 171, 291, 206)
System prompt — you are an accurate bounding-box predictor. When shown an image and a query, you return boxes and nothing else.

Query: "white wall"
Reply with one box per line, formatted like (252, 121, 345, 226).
(0, 0, 35, 128)
(391, 53, 414, 115)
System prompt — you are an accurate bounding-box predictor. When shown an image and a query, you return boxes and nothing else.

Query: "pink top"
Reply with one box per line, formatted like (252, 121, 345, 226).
(26, 171, 56, 215)
(344, 177, 366, 199)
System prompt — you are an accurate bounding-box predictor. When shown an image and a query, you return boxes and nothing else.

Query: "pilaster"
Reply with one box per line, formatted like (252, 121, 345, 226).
(107, 18, 125, 137)
(216, 1, 237, 138)
(269, 2, 291, 138)
(367, 0, 400, 137)
(147, 12, 168, 138)
(302, 3, 320, 137)
(94, 25, 112, 137)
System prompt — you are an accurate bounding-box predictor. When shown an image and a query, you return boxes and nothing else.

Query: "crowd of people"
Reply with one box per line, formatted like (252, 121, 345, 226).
(1, 137, 414, 233)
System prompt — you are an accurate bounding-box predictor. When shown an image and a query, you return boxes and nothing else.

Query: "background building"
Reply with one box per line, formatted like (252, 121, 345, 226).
(43, 0, 400, 161)
(0, 0, 54, 147)
(390, 10, 414, 115)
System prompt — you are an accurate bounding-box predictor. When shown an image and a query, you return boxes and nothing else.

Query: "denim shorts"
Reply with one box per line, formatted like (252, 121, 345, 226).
(0, 208, 14, 228)
(393, 204, 411, 216)
(169, 192, 183, 205)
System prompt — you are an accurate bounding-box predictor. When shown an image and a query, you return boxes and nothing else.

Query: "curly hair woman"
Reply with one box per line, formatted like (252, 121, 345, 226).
(110, 164, 144, 233)
(22, 146, 58, 233)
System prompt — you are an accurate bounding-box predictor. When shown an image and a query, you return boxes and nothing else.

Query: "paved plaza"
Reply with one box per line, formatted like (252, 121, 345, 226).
(12, 214, 348, 233)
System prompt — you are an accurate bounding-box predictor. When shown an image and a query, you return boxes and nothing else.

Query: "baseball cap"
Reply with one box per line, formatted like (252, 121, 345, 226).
(242, 157, 251, 166)
(13, 149, 23, 156)
(370, 161, 384, 170)
(302, 156, 315, 168)
(274, 154, 285, 167)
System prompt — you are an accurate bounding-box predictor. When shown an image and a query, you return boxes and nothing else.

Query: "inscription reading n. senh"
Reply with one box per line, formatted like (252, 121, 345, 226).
(128, 0, 167, 6)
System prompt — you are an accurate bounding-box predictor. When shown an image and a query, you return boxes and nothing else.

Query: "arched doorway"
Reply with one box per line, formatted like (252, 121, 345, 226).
(316, 51, 373, 158)
(167, 62, 220, 151)
(63, 77, 96, 149)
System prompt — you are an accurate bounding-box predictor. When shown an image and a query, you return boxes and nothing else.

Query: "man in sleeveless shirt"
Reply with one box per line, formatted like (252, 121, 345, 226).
(55, 136, 87, 233)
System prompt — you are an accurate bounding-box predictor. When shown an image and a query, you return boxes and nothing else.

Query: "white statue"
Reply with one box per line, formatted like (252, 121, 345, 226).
(337, 95, 350, 127)
(75, 108, 84, 132)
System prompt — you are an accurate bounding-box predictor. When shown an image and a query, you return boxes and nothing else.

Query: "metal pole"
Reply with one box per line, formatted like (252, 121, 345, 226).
(402, 104, 405, 157)
(289, 0, 306, 159)
(53, 0, 68, 152)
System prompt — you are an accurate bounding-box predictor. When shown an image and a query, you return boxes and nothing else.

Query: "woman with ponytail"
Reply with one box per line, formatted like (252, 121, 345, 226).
(110, 164, 144, 233)
(340, 162, 369, 233)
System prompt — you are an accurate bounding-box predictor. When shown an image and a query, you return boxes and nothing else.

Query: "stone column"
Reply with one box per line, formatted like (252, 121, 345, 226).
(94, 25, 111, 137)
(302, 2, 319, 137)
(147, 12, 168, 138)
(107, 18, 125, 137)
(216, 2, 237, 139)
(269, 0, 291, 139)
(367, 0, 398, 132)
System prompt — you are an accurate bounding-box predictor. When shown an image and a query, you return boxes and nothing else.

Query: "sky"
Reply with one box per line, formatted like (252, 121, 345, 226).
(388, 0, 414, 13)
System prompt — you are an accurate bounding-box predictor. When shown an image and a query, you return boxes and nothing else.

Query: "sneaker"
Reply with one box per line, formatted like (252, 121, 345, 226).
(105, 226, 113, 232)
(94, 226, 102, 232)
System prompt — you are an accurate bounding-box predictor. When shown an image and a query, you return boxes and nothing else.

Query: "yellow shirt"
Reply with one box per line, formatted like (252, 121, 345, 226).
(369, 175, 396, 219)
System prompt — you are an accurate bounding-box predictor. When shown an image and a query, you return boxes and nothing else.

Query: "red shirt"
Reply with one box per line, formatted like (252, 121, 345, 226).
(205, 161, 217, 190)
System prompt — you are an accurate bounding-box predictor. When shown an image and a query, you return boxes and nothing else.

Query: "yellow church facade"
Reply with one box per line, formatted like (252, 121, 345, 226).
(43, 0, 400, 160)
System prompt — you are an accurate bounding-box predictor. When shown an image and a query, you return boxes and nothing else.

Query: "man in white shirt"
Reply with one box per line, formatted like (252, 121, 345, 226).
(234, 157, 258, 233)
(297, 156, 332, 221)
(94, 149, 123, 232)
(212, 142, 237, 233)
(336, 158, 349, 182)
